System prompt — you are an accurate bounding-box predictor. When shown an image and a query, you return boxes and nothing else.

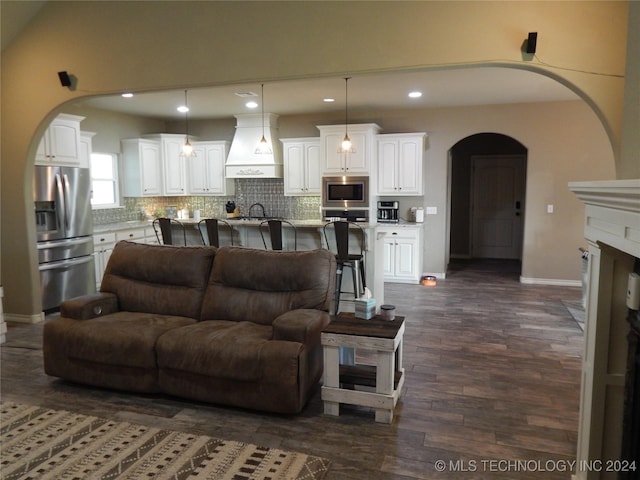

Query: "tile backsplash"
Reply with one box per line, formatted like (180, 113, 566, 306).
(93, 179, 321, 225)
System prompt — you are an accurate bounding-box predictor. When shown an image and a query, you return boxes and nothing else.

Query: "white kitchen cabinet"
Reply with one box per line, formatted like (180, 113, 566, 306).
(79, 131, 96, 169)
(92, 232, 115, 289)
(378, 226, 422, 283)
(281, 138, 321, 196)
(35, 114, 85, 166)
(93, 226, 156, 288)
(377, 133, 425, 195)
(145, 134, 189, 196)
(189, 141, 234, 196)
(115, 227, 146, 243)
(318, 124, 380, 175)
(121, 138, 162, 196)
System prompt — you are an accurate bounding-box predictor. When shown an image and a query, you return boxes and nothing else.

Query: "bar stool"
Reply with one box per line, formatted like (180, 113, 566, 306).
(152, 218, 187, 246)
(260, 219, 297, 251)
(323, 221, 367, 315)
(198, 218, 234, 247)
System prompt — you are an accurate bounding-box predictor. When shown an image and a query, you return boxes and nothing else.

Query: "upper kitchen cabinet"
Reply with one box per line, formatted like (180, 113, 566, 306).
(318, 124, 380, 175)
(79, 131, 96, 169)
(189, 141, 234, 196)
(144, 134, 189, 196)
(121, 138, 162, 196)
(281, 138, 321, 196)
(35, 114, 85, 166)
(377, 133, 426, 196)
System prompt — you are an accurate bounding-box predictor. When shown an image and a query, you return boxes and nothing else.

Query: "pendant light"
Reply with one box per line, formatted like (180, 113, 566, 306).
(338, 76, 355, 153)
(255, 83, 272, 154)
(181, 90, 195, 158)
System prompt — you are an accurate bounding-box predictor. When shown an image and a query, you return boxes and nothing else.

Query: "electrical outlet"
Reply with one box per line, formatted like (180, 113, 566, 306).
(547, 204, 554, 214)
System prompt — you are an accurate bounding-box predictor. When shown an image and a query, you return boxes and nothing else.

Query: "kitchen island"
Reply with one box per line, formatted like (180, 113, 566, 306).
(93, 218, 395, 312)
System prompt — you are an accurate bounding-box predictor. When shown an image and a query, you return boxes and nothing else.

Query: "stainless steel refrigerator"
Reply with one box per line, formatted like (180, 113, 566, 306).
(34, 166, 95, 311)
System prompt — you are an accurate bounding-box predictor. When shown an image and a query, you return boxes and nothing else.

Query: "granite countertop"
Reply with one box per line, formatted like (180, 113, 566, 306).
(93, 221, 153, 234)
(93, 218, 422, 234)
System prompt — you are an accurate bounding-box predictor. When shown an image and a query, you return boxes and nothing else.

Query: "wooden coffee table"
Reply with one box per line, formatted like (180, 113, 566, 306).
(321, 313, 405, 423)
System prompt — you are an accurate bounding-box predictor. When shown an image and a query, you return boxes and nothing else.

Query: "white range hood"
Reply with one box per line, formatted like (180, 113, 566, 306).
(225, 113, 283, 178)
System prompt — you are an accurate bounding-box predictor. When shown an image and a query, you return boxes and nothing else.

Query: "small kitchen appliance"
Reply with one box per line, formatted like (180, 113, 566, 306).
(323, 209, 369, 223)
(409, 206, 424, 223)
(322, 176, 369, 210)
(377, 201, 399, 223)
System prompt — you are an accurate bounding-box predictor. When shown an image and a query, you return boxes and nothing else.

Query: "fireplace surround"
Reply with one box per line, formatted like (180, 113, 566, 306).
(622, 308, 640, 479)
(570, 180, 640, 480)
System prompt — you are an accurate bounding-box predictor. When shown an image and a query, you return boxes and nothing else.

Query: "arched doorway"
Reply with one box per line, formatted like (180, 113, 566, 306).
(449, 133, 527, 273)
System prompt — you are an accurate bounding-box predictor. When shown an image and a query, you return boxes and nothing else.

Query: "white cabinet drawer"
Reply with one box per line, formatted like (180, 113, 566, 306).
(116, 228, 146, 242)
(93, 232, 116, 246)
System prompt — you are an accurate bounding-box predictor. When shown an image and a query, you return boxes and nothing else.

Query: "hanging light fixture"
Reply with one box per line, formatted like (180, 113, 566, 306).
(181, 89, 195, 158)
(255, 83, 272, 154)
(339, 76, 355, 154)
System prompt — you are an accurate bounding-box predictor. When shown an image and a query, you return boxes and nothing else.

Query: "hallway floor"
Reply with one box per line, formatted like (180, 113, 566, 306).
(1, 263, 584, 479)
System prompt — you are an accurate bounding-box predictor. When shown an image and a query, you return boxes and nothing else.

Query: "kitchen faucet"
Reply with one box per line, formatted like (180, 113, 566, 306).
(248, 203, 266, 218)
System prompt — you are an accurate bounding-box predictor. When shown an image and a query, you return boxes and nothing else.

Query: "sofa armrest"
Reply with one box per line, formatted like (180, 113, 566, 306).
(59, 292, 119, 320)
(272, 309, 331, 346)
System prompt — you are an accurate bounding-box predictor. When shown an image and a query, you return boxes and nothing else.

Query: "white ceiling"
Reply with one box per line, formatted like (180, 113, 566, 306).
(78, 67, 580, 121)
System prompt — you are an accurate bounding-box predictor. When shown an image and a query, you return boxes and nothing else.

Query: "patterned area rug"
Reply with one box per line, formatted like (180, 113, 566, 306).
(0, 402, 330, 480)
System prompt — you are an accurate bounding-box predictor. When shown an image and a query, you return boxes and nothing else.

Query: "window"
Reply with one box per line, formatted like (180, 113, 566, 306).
(90, 152, 120, 208)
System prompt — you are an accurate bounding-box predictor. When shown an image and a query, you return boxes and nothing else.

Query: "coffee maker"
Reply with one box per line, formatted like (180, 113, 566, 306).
(377, 201, 399, 223)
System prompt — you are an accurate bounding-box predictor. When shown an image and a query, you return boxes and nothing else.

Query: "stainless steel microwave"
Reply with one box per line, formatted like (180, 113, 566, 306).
(322, 176, 369, 209)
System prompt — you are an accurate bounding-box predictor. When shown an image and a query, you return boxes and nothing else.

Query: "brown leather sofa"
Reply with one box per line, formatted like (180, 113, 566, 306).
(43, 241, 336, 414)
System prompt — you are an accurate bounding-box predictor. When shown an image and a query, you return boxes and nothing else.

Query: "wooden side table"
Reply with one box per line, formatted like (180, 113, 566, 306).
(321, 314, 405, 423)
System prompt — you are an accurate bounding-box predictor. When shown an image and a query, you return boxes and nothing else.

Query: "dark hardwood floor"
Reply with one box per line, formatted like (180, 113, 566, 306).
(1, 260, 584, 479)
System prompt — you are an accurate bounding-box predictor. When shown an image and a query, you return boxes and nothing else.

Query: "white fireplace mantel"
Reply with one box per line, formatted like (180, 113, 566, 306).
(569, 179, 640, 480)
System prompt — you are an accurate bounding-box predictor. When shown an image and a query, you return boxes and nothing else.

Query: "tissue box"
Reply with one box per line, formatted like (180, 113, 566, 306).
(354, 298, 376, 320)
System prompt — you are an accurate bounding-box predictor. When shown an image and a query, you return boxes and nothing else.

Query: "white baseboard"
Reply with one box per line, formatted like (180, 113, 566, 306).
(4, 312, 45, 324)
(520, 276, 581, 287)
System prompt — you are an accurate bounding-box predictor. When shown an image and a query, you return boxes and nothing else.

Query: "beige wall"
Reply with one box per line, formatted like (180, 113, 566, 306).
(620, 1, 640, 177)
(70, 98, 617, 283)
(68, 106, 166, 154)
(0, 1, 631, 317)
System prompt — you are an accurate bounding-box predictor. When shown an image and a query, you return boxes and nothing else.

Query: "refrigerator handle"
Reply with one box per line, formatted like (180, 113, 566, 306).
(38, 255, 94, 271)
(62, 173, 71, 231)
(55, 173, 66, 231)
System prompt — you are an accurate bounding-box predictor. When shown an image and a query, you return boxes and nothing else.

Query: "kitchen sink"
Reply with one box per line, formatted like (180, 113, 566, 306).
(229, 216, 278, 221)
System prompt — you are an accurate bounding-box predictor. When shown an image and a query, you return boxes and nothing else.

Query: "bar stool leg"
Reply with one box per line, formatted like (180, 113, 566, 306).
(334, 265, 343, 315)
(352, 260, 361, 299)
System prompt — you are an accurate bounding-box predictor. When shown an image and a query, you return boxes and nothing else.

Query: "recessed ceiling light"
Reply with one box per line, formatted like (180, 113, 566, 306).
(177, 105, 189, 113)
(121, 93, 133, 98)
(323, 98, 335, 103)
(246, 101, 258, 109)
(408, 91, 423, 98)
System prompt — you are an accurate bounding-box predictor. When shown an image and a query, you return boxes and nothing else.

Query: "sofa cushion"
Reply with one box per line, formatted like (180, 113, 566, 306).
(200, 247, 335, 324)
(62, 312, 196, 368)
(100, 241, 216, 319)
(156, 320, 303, 384)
